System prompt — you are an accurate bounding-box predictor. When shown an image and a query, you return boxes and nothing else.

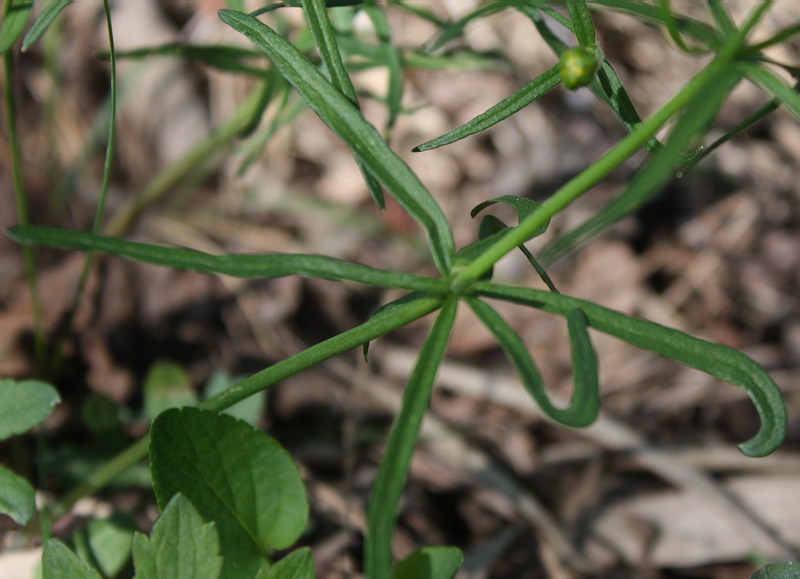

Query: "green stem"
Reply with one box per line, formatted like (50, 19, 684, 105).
(450, 36, 747, 294)
(50, 294, 443, 517)
(4, 1, 45, 372)
(49, 0, 118, 376)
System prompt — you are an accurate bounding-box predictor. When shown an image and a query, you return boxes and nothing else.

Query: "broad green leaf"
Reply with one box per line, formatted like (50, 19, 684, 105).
(752, 562, 800, 579)
(218, 9, 455, 274)
(742, 63, 800, 123)
(0, 0, 33, 54)
(477, 283, 787, 457)
(541, 66, 741, 264)
(6, 226, 446, 293)
(143, 360, 197, 421)
(42, 540, 103, 579)
(413, 67, 560, 152)
(150, 408, 308, 577)
(205, 369, 266, 426)
(85, 515, 136, 578)
(0, 466, 36, 525)
(266, 548, 315, 579)
(302, 0, 385, 208)
(0, 378, 60, 439)
(390, 546, 463, 579)
(365, 297, 457, 578)
(467, 298, 599, 427)
(132, 494, 223, 579)
(21, 0, 73, 52)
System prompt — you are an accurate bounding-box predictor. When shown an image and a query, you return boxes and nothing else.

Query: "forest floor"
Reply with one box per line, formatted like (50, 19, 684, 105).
(1, 1, 800, 577)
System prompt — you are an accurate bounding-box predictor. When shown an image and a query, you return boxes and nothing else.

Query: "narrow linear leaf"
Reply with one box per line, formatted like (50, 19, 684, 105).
(470, 195, 550, 238)
(365, 297, 457, 578)
(390, 546, 463, 579)
(742, 63, 800, 123)
(477, 283, 787, 457)
(467, 298, 599, 427)
(362, 4, 404, 136)
(541, 67, 740, 264)
(132, 494, 223, 579)
(413, 66, 560, 152)
(302, 0, 385, 208)
(659, 0, 709, 54)
(425, 0, 545, 52)
(218, 9, 455, 273)
(42, 540, 103, 579)
(103, 43, 266, 75)
(0, 378, 60, 439)
(21, 0, 72, 51)
(0, 466, 36, 525)
(566, 0, 596, 47)
(0, 0, 33, 54)
(752, 562, 800, 579)
(590, 0, 717, 46)
(707, 0, 736, 37)
(266, 548, 315, 579)
(6, 225, 446, 292)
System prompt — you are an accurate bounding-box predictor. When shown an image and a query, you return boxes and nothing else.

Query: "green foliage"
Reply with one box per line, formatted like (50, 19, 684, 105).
(4, 0, 800, 576)
(0, 379, 59, 524)
(390, 546, 463, 579)
(150, 408, 309, 577)
(132, 494, 224, 579)
(42, 540, 103, 579)
(752, 562, 800, 579)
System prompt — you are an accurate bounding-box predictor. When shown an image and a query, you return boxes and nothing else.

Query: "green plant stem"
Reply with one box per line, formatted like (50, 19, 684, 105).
(449, 36, 748, 294)
(49, 0, 117, 376)
(49, 294, 444, 518)
(3, 6, 45, 372)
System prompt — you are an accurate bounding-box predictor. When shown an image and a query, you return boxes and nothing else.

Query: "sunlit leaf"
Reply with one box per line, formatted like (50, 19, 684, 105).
(150, 408, 308, 576)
